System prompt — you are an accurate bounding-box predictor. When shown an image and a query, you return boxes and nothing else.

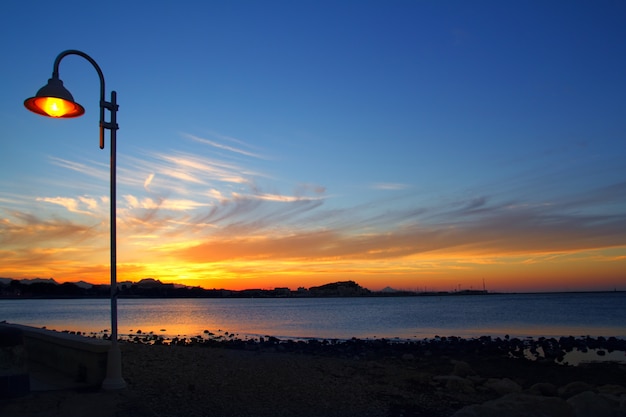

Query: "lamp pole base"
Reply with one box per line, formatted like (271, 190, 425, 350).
(102, 342, 126, 390)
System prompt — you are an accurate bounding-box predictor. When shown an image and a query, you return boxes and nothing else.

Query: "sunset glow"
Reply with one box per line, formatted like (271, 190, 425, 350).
(1, 1, 625, 293)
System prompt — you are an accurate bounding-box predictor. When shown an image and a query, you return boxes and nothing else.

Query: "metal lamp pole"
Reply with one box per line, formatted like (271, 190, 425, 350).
(24, 50, 125, 390)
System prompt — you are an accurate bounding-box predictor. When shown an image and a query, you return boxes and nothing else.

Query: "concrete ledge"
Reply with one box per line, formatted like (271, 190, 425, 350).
(0, 326, 30, 397)
(0, 323, 109, 387)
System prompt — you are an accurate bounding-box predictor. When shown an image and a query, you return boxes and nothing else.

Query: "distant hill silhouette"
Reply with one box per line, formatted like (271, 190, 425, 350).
(308, 281, 370, 296)
(0, 277, 373, 299)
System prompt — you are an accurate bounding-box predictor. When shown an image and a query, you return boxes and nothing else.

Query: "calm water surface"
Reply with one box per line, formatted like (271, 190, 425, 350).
(1, 292, 625, 340)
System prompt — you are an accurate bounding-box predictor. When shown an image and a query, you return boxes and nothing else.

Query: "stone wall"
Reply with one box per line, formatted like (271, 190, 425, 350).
(0, 323, 109, 387)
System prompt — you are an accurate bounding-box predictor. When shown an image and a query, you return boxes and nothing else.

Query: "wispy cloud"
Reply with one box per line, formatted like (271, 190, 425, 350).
(122, 150, 259, 197)
(185, 133, 268, 160)
(123, 195, 210, 211)
(143, 173, 155, 191)
(36, 196, 104, 216)
(49, 157, 109, 182)
(0, 211, 101, 247)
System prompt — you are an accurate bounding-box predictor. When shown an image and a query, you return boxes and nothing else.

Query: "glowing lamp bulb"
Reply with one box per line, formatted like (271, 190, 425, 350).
(24, 77, 85, 118)
(37, 97, 80, 117)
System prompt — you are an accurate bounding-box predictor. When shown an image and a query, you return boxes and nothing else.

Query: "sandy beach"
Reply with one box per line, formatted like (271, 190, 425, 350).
(2, 335, 626, 417)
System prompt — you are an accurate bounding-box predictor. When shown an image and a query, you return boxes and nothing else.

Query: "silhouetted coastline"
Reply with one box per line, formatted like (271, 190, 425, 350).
(0, 277, 494, 299)
(5, 277, 619, 299)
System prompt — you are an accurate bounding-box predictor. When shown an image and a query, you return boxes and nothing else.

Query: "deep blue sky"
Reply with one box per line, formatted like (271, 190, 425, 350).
(1, 1, 625, 291)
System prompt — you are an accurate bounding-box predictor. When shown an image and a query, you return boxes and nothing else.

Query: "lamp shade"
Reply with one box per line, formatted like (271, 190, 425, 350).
(24, 77, 85, 118)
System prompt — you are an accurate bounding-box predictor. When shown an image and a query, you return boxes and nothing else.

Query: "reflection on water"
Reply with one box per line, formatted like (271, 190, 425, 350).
(1, 292, 625, 341)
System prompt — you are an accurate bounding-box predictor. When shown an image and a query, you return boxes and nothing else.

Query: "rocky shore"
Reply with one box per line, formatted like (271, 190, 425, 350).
(2, 334, 626, 416)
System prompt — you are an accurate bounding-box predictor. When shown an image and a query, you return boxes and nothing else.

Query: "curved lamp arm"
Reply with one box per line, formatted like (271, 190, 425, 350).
(42, 49, 118, 149)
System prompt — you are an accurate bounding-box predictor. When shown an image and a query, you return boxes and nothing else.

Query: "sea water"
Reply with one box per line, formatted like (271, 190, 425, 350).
(1, 292, 625, 341)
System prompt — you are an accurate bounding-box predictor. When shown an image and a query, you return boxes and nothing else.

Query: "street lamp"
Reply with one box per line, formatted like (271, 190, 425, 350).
(24, 50, 125, 390)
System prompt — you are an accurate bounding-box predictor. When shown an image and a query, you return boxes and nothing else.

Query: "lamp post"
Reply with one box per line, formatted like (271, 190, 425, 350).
(24, 50, 126, 390)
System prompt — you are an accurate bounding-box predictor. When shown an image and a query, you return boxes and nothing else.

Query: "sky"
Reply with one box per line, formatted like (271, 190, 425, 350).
(1, 1, 625, 292)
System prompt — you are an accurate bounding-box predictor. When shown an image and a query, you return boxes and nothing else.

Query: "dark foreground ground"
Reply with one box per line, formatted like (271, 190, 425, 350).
(2, 335, 626, 416)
